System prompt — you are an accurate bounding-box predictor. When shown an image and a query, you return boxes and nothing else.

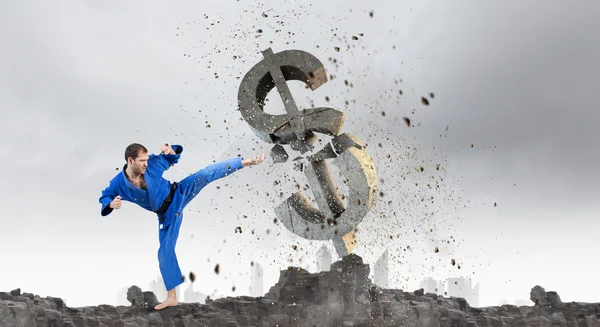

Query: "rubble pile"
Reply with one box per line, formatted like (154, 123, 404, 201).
(2, 254, 599, 326)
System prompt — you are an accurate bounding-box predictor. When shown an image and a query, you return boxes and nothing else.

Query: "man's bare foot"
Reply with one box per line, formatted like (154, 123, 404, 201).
(154, 297, 178, 310)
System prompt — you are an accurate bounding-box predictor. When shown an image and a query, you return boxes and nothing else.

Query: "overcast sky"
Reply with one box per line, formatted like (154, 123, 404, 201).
(1, 0, 598, 308)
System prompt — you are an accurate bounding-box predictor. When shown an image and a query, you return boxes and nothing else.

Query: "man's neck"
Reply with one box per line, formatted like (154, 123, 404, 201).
(125, 166, 142, 180)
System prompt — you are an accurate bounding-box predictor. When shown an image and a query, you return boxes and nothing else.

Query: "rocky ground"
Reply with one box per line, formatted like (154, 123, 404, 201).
(1, 254, 599, 326)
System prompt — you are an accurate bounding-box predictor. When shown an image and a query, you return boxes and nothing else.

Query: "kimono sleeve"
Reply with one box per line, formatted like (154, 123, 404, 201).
(163, 144, 183, 165)
(150, 144, 184, 170)
(99, 181, 117, 216)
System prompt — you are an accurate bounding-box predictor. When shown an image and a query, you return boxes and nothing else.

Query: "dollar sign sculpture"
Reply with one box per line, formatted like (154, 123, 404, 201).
(237, 48, 378, 257)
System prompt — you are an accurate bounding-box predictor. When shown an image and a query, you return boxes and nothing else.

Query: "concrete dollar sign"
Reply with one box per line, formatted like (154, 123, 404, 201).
(238, 48, 378, 257)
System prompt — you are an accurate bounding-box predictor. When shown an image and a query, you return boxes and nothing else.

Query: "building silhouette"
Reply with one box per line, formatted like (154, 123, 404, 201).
(447, 277, 471, 302)
(149, 276, 182, 301)
(184, 282, 207, 304)
(471, 282, 480, 307)
(115, 286, 130, 306)
(515, 299, 530, 306)
(373, 249, 389, 288)
(250, 261, 264, 297)
(447, 277, 479, 307)
(419, 277, 445, 295)
(316, 245, 332, 272)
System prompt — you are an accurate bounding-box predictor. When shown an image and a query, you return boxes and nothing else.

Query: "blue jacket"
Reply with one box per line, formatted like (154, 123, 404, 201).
(99, 145, 185, 217)
(99, 145, 245, 228)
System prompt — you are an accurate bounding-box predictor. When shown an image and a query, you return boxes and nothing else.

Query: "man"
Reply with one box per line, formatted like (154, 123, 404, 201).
(99, 142, 265, 310)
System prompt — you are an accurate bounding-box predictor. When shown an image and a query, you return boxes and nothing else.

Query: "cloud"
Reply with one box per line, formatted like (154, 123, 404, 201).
(1, 0, 599, 307)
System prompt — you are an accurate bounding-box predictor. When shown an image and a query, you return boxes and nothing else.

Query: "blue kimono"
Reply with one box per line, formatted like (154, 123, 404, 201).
(99, 145, 245, 291)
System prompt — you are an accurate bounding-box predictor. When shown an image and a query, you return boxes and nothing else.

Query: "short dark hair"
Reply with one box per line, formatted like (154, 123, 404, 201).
(125, 143, 148, 161)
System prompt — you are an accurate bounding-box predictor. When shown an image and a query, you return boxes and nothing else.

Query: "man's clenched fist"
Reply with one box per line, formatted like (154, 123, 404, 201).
(161, 143, 175, 155)
(110, 195, 122, 210)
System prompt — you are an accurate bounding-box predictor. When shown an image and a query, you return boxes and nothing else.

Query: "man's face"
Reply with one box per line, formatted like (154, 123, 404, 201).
(128, 150, 148, 174)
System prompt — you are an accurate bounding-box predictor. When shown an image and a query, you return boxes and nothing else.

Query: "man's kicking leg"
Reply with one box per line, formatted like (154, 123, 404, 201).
(153, 159, 242, 310)
(178, 155, 265, 209)
(154, 155, 264, 310)
(178, 157, 249, 209)
(155, 216, 184, 310)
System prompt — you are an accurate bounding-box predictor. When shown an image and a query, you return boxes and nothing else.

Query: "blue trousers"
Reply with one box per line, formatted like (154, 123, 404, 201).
(156, 158, 243, 292)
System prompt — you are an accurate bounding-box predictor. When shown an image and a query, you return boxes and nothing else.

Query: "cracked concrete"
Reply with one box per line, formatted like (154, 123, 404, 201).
(2, 254, 596, 327)
(237, 48, 344, 151)
(275, 136, 378, 257)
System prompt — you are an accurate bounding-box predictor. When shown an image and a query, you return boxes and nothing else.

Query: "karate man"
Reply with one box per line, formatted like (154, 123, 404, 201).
(99, 142, 265, 310)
